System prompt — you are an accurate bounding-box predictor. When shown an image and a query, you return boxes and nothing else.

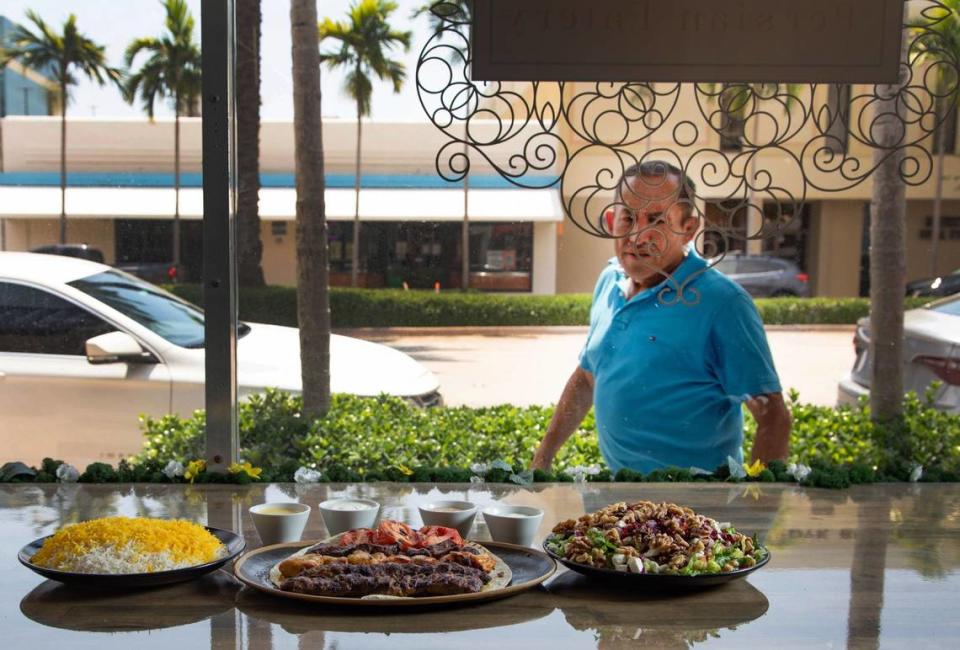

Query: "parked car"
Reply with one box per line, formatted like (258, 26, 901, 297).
(837, 294, 960, 413)
(31, 244, 105, 264)
(0, 252, 441, 466)
(708, 253, 811, 297)
(906, 268, 960, 298)
(114, 260, 181, 284)
(29, 245, 179, 283)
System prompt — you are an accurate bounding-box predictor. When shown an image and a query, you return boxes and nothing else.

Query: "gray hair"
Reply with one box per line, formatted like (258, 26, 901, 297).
(615, 160, 698, 219)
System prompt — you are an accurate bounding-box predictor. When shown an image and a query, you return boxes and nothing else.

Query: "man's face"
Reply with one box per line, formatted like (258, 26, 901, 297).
(609, 173, 698, 289)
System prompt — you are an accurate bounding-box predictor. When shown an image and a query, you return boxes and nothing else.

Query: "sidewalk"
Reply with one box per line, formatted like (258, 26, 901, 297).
(343, 328, 855, 408)
(337, 324, 856, 339)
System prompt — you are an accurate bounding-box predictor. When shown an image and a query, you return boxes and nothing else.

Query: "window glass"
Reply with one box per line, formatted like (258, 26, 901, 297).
(0, 281, 114, 355)
(738, 258, 779, 274)
(711, 258, 738, 274)
(469, 223, 533, 291)
(930, 297, 960, 317)
(69, 270, 209, 348)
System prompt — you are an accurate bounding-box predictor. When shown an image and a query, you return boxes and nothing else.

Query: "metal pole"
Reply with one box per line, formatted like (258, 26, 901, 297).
(201, 0, 239, 472)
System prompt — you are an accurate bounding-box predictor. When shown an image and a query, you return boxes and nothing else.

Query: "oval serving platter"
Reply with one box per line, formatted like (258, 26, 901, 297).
(234, 539, 556, 607)
(543, 537, 770, 588)
(18, 526, 245, 588)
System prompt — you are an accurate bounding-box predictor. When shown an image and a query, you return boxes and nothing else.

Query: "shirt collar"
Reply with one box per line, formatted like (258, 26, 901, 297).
(615, 249, 708, 303)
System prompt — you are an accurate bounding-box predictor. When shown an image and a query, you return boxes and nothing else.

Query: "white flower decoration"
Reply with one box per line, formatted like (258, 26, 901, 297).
(294, 467, 322, 484)
(55, 463, 79, 483)
(909, 464, 923, 483)
(470, 462, 490, 477)
(163, 460, 184, 479)
(786, 463, 812, 483)
(564, 464, 602, 483)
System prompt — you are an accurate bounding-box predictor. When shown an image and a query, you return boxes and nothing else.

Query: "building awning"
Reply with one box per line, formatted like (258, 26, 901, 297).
(0, 187, 562, 222)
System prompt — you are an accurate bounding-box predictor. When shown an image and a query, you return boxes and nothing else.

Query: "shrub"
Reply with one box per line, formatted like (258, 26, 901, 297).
(164, 284, 931, 328)
(132, 387, 960, 482)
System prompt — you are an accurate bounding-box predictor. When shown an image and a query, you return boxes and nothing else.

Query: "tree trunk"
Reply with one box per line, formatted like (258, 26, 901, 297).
(173, 96, 182, 280)
(931, 115, 945, 277)
(846, 496, 892, 650)
(869, 29, 909, 423)
(462, 140, 469, 291)
(291, 0, 331, 417)
(351, 97, 362, 288)
(59, 80, 68, 244)
(237, 0, 266, 287)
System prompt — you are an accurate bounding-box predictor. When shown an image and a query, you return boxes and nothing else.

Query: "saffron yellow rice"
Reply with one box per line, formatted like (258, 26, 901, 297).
(31, 516, 226, 574)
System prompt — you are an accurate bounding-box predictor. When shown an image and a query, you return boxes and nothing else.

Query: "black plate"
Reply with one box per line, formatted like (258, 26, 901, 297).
(234, 539, 556, 607)
(543, 535, 770, 588)
(18, 526, 245, 588)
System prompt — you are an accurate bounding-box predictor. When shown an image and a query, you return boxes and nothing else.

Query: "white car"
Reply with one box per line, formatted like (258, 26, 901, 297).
(838, 294, 960, 413)
(0, 252, 440, 467)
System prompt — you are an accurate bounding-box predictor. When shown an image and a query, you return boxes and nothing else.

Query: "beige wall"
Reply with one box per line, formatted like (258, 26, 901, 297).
(555, 197, 615, 294)
(532, 222, 558, 295)
(906, 201, 960, 280)
(4, 218, 115, 262)
(260, 220, 297, 287)
(808, 201, 864, 297)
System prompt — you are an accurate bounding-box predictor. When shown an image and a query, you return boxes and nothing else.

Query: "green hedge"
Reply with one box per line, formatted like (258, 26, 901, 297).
(3, 387, 957, 488)
(135, 387, 958, 484)
(165, 284, 931, 328)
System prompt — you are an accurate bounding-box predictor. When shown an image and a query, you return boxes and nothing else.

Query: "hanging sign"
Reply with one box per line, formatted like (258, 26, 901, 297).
(471, 0, 904, 83)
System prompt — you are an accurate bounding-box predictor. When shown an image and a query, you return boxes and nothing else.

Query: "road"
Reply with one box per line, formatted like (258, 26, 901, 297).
(355, 327, 856, 408)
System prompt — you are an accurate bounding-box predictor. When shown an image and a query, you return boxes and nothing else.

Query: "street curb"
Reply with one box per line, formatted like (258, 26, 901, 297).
(335, 324, 855, 338)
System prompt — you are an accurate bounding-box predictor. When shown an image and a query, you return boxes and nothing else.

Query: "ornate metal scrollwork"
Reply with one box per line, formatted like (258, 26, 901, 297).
(417, 1, 959, 301)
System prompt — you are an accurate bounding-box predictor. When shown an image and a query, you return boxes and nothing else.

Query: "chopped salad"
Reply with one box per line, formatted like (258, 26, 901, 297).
(545, 501, 767, 576)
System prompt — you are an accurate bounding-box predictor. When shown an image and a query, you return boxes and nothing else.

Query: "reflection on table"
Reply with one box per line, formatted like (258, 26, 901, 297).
(3, 482, 959, 649)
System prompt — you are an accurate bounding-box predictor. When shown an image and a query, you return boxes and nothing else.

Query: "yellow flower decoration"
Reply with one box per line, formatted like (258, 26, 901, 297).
(228, 461, 262, 480)
(743, 459, 766, 478)
(184, 459, 206, 483)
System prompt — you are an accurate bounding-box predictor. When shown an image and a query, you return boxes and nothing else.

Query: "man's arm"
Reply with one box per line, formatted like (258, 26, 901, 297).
(531, 366, 594, 471)
(746, 392, 791, 464)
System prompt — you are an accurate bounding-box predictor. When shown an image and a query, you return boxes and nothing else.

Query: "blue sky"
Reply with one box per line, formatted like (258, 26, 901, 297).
(2, 0, 436, 120)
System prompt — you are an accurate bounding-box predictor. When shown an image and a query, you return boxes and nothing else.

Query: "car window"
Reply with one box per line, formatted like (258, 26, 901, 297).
(69, 271, 207, 348)
(711, 258, 738, 274)
(69, 270, 250, 348)
(929, 297, 960, 317)
(738, 258, 778, 273)
(0, 282, 115, 355)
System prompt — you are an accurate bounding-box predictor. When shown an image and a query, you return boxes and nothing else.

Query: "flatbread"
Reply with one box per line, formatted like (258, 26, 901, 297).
(269, 536, 512, 600)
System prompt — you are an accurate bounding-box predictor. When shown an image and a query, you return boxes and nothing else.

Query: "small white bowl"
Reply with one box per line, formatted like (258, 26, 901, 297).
(249, 502, 311, 546)
(482, 505, 544, 547)
(419, 500, 478, 537)
(319, 498, 380, 536)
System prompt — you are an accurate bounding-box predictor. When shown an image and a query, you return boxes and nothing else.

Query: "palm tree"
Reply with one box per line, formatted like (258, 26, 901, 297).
(0, 11, 122, 244)
(413, 1, 473, 290)
(237, 0, 266, 287)
(124, 0, 201, 281)
(291, 0, 332, 417)
(319, 0, 412, 287)
(911, 1, 960, 277)
(869, 19, 911, 425)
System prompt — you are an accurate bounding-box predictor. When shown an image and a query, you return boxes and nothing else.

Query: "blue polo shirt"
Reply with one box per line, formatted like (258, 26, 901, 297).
(579, 252, 782, 474)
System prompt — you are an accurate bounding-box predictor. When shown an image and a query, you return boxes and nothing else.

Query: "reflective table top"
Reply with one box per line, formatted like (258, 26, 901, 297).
(3, 482, 958, 649)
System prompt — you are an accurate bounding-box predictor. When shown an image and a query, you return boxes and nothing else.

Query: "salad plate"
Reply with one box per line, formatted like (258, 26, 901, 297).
(543, 500, 770, 588)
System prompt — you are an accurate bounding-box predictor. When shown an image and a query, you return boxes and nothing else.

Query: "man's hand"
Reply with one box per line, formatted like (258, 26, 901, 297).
(746, 392, 791, 464)
(531, 366, 594, 471)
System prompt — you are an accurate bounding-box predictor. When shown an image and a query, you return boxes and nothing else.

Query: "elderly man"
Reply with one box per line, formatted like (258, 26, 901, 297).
(532, 161, 791, 474)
